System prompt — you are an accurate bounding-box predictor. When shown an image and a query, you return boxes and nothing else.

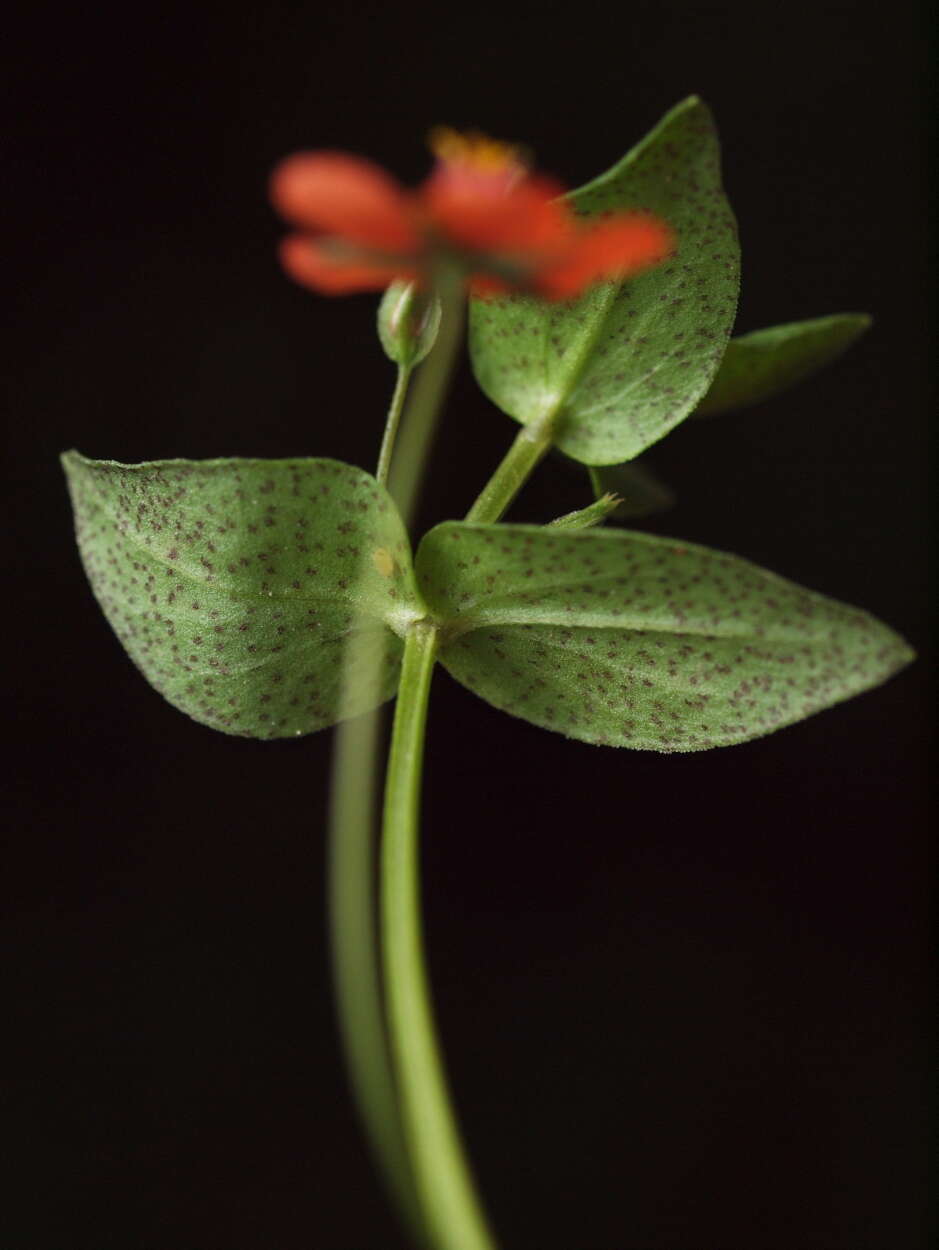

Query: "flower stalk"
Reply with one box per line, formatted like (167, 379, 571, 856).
(376, 363, 413, 486)
(381, 622, 498, 1250)
(327, 694, 428, 1245)
(328, 259, 470, 1248)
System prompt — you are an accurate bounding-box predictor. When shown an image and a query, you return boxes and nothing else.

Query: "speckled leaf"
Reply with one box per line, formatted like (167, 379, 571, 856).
(695, 314, 872, 416)
(416, 522, 913, 752)
(469, 97, 739, 465)
(588, 460, 675, 519)
(62, 452, 422, 738)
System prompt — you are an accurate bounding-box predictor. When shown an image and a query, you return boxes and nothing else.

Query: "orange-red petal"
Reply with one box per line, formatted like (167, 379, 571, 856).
(535, 214, 675, 299)
(467, 273, 514, 299)
(423, 168, 570, 253)
(270, 152, 419, 252)
(278, 235, 411, 295)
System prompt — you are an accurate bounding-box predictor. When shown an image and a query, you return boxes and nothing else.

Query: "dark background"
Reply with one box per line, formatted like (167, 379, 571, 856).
(5, 2, 931, 1247)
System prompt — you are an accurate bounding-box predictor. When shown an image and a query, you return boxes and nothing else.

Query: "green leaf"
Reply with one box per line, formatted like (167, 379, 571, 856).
(548, 493, 622, 530)
(588, 460, 675, 519)
(469, 96, 740, 465)
(695, 314, 872, 416)
(415, 522, 913, 752)
(62, 452, 422, 738)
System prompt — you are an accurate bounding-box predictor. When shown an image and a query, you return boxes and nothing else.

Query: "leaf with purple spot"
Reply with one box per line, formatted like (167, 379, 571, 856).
(415, 521, 913, 752)
(469, 97, 740, 465)
(62, 453, 422, 738)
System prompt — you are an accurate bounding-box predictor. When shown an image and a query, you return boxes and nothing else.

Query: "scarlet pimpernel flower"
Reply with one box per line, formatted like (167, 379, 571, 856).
(270, 129, 673, 300)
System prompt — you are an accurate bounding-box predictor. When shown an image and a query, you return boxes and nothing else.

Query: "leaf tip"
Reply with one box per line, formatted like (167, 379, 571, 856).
(846, 311, 874, 335)
(896, 637, 917, 670)
(671, 94, 711, 122)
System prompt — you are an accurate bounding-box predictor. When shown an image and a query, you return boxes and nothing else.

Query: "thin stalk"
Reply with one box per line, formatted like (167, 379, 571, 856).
(388, 265, 465, 529)
(376, 363, 414, 486)
(328, 693, 428, 1245)
(327, 262, 467, 1246)
(382, 624, 498, 1250)
(463, 412, 555, 524)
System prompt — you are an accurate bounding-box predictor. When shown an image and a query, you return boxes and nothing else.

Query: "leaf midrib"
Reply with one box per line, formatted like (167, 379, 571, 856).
(539, 281, 620, 429)
(444, 588, 834, 644)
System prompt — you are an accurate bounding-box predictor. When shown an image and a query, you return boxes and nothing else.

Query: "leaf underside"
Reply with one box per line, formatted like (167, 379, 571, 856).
(695, 313, 872, 417)
(62, 453, 419, 738)
(469, 96, 740, 465)
(416, 522, 913, 752)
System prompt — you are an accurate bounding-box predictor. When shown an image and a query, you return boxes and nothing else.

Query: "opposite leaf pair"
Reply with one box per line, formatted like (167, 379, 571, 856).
(62, 452, 912, 751)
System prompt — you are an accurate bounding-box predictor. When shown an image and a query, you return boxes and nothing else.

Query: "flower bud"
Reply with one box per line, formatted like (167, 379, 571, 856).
(377, 281, 441, 367)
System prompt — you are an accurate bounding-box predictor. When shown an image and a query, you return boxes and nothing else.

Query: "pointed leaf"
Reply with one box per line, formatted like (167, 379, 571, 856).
(469, 97, 740, 465)
(695, 314, 872, 416)
(416, 522, 913, 752)
(62, 453, 422, 738)
(588, 460, 675, 519)
(548, 493, 622, 530)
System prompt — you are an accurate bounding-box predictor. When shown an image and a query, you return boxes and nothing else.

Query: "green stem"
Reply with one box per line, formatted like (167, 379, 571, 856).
(376, 363, 414, 486)
(466, 280, 621, 524)
(382, 624, 498, 1250)
(329, 674, 428, 1246)
(388, 264, 466, 529)
(327, 263, 467, 1247)
(464, 413, 555, 524)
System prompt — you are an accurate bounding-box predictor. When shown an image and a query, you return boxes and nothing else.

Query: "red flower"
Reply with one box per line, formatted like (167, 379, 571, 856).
(270, 129, 673, 300)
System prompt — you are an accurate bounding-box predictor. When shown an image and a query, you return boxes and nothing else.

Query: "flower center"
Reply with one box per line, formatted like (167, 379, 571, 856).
(427, 127, 527, 188)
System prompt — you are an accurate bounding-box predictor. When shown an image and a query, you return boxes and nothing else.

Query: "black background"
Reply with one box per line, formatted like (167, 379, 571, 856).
(6, 2, 931, 1248)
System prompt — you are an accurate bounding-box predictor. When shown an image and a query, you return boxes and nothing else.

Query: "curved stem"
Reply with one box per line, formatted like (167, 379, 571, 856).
(376, 363, 414, 486)
(382, 624, 498, 1250)
(327, 263, 467, 1246)
(329, 678, 428, 1246)
(463, 413, 555, 524)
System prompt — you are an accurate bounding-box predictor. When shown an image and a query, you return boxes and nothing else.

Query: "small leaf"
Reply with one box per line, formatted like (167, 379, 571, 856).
(588, 460, 675, 519)
(469, 97, 740, 465)
(62, 452, 422, 738)
(695, 313, 872, 416)
(548, 493, 622, 530)
(416, 522, 913, 752)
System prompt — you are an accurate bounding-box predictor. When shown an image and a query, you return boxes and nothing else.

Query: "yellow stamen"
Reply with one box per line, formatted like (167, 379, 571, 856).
(428, 126, 527, 174)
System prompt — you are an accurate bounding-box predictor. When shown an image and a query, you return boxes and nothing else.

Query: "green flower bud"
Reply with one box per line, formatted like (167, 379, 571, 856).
(377, 281, 441, 367)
